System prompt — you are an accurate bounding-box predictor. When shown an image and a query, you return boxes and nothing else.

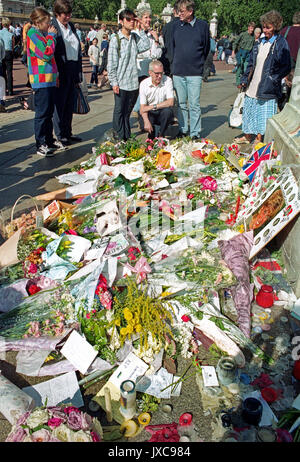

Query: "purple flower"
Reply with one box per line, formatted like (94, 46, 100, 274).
(16, 411, 31, 426)
(6, 427, 27, 442)
(67, 411, 92, 431)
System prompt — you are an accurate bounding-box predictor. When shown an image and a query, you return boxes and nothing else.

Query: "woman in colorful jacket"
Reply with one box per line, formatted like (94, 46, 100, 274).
(27, 6, 59, 157)
(234, 10, 291, 147)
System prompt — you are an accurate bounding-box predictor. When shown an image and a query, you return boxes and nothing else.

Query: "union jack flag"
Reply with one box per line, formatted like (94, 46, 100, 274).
(242, 142, 272, 183)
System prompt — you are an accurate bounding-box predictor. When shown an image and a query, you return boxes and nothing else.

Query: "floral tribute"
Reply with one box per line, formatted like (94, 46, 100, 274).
(5, 404, 102, 442)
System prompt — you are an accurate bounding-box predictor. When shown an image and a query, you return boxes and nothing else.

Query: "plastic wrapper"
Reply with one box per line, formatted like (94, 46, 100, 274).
(0, 371, 35, 424)
(218, 231, 254, 337)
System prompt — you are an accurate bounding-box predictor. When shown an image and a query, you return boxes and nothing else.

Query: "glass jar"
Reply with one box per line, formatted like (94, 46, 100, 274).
(256, 285, 275, 308)
(120, 380, 136, 420)
(241, 397, 263, 426)
(216, 356, 238, 386)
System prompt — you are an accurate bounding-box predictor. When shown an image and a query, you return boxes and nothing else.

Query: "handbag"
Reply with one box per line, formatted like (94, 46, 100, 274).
(73, 86, 90, 115)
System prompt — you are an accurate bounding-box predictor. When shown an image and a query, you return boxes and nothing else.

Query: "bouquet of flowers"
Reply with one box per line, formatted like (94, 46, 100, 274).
(5, 403, 103, 442)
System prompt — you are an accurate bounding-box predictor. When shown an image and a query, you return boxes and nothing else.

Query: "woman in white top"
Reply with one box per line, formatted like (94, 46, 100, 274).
(88, 37, 101, 87)
(133, 7, 162, 116)
(234, 10, 291, 147)
(52, 0, 83, 147)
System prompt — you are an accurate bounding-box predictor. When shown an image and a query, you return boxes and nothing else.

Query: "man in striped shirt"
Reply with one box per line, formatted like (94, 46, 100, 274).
(107, 8, 150, 141)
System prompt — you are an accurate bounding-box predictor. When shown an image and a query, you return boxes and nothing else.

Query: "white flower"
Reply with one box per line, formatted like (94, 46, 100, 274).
(26, 409, 49, 429)
(52, 423, 74, 442)
(71, 430, 93, 442)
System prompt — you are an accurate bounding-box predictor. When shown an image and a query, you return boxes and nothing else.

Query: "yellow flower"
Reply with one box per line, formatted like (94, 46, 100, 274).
(120, 327, 128, 336)
(114, 318, 121, 326)
(135, 324, 142, 333)
(126, 324, 133, 334)
(123, 308, 133, 321)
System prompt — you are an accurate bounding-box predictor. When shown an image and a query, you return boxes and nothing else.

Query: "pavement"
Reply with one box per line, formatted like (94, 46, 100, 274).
(0, 57, 252, 443)
(0, 57, 241, 215)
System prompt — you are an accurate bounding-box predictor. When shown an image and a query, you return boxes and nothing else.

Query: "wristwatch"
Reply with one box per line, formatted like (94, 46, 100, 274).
(153, 104, 157, 110)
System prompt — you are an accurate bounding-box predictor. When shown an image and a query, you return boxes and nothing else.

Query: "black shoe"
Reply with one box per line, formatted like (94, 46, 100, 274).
(203, 78, 208, 82)
(176, 131, 189, 139)
(191, 136, 200, 141)
(59, 137, 71, 145)
(69, 135, 82, 142)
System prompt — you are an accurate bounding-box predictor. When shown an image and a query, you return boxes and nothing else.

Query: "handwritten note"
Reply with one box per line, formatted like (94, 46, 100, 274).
(60, 330, 98, 374)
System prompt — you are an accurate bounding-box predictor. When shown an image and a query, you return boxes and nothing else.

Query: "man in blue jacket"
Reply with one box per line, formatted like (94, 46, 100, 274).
(170, 0, 210, 140)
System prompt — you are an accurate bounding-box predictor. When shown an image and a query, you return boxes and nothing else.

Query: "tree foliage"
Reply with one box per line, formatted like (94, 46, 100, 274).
(39, 0, 299, 29)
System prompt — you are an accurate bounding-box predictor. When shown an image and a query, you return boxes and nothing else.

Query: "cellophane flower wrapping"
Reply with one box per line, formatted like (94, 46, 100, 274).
(218, 231, 254, 338)
(5, 403, 103, 442)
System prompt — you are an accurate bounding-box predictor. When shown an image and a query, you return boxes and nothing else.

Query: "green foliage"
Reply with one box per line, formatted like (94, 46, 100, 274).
(39, 0, 299, 35)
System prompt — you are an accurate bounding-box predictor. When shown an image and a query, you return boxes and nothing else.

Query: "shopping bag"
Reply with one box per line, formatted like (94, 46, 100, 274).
(73, 86, 90, 115)
(228, 92, 245, 128)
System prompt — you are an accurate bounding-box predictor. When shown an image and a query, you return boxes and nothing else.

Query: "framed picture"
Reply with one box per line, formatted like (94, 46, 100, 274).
(236, 167, 300, 260)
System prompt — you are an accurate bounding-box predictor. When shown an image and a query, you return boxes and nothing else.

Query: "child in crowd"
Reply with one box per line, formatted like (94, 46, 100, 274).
(98, 34, 109, 88)
(88, 37, 101, 87)
(27, 6, 59, 157)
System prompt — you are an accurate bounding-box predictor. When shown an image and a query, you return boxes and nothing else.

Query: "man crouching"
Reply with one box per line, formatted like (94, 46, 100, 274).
(139, 60, 174, 139)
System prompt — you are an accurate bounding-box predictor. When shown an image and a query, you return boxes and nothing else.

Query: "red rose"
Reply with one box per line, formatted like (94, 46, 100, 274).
(28, 284, 41, 295)
(181, 314, 190, 323)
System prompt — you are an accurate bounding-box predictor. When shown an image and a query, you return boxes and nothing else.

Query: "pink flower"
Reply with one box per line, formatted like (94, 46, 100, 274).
(29, 263, 38, 274)
(64, 406, 81, 415)
(91, 431, 101, 442)
(169, 166, 175, 171)
(187, 193, 194, 199)
(197, 176, 218, 191)
(181, 314, 190, 322)
(31, 429, 52, 442)
(86, 313, 91, 319)
(47, 417, 64, 429)
(66, 229, 78, 235)
(6, 427, 27, 442)
(77, 168, 85, 174)
(16, 411, 31, 426)
(67, 410, 92, 431)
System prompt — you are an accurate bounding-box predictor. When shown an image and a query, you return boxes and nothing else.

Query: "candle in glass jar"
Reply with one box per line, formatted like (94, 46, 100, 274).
(119, 380, 136, 420)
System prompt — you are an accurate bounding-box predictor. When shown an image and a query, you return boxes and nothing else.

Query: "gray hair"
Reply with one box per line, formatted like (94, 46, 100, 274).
(136, 6, 152, 18)
(149, 60, 163, 72)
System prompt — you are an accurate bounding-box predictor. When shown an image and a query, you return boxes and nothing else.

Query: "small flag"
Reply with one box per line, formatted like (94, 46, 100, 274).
(242, 142, 272, 183)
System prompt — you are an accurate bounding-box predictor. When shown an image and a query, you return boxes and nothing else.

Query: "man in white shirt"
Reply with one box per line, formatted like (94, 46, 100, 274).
(139, 60, 174, 139)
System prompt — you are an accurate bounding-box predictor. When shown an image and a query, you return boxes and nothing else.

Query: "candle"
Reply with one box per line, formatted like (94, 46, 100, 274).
(120, 380, 136, 420)
(104, 387, 112, 422)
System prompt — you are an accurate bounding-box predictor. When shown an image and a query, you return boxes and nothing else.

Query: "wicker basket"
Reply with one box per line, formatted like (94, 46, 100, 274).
(0, 195, 44, 240)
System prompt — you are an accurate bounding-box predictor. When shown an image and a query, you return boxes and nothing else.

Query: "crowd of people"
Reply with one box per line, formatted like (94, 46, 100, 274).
(0, 0, 299, 154)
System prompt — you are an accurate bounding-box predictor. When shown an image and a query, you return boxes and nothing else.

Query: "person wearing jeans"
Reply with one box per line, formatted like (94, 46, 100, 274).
(88, 37, 100, 87)
(27, 7, 59, 157)
(0, 17, 15, 96)
(107, 8, 150, 141)
(169, 0, 210, 140)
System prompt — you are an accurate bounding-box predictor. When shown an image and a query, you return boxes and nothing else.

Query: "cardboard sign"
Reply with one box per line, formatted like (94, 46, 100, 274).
(236, 167, 300, 260)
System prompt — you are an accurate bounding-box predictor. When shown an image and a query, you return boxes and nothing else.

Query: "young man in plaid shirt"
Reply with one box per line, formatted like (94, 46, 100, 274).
(107, 8, 150, 141)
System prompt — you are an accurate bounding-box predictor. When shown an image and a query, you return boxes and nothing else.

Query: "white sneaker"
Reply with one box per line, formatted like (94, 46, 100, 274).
(37, 144, 54, 157)
(48, 140, 68, 151)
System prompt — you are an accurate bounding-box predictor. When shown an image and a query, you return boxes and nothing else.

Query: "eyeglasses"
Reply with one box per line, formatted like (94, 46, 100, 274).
(124, 17, 135, 22)
(151, 71, 164, 75)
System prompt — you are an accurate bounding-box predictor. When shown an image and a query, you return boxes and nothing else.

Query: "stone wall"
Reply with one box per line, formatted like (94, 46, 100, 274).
(265, 48, 300, 297)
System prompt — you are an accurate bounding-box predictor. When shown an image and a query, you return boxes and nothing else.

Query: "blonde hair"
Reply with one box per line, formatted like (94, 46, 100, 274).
(1, 17, 11, 28)
(30, 7, 50, 25)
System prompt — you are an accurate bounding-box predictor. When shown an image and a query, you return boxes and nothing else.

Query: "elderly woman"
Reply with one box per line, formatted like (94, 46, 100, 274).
(52, 0, 83, 148)
(234, 10, 291, 146)
(133, 6, 162, 118)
